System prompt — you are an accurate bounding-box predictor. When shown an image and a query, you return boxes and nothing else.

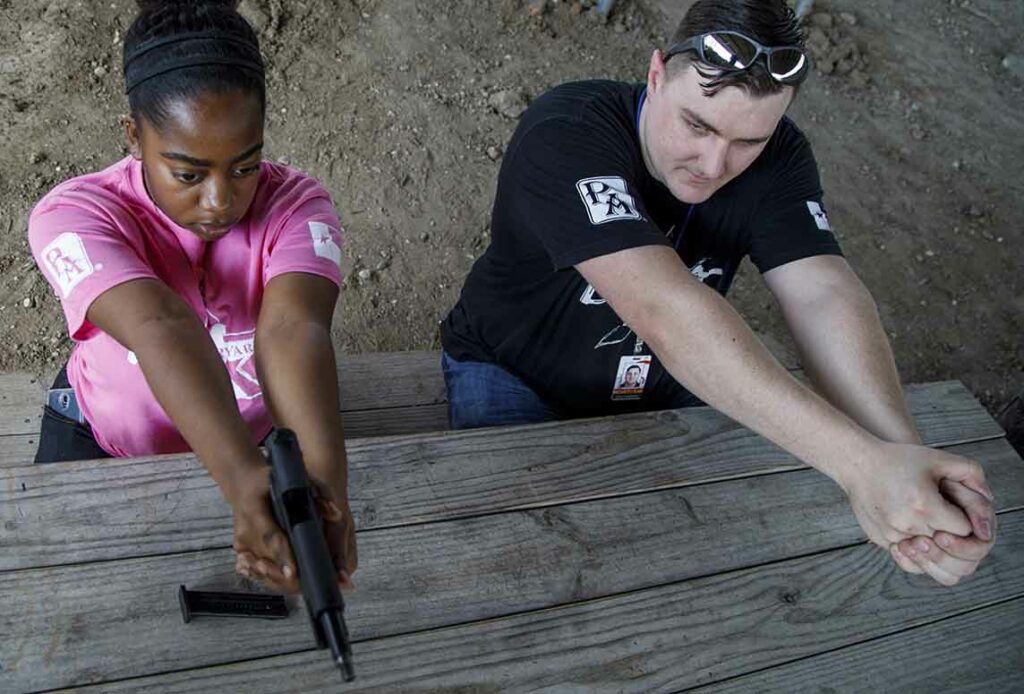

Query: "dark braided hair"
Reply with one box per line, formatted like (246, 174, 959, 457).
(123, 0, 265, 130)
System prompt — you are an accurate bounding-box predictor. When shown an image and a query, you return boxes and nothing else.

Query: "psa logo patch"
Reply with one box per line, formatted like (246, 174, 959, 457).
(576, 176, 642, 225)
(807, 201, 832, 231)
(309, 221, 342, 265)
(41, 232, 94, 297)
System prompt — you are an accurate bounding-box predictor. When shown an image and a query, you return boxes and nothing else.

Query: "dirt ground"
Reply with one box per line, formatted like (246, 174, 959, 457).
(0, 0, 1021, 414)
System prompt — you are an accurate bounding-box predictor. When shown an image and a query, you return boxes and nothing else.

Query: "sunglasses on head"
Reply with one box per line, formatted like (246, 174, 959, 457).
(664, 31, 809, 85)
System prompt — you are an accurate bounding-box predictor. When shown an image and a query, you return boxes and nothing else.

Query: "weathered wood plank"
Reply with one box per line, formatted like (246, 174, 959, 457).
(339, 402, 447, 438)
(901, 381, 1005, 447)
(336, 350, 445, 411)
(0, 372, 46, 436)
(3, 450, 1022, 691)
(58, 512, 1024, 693)
(0, 332, 804, 443)
(0, 377, 1000, 469)
(0, 402, 449, 470)
(0, 333, 982, 461)
(695, 598, 1024, 693)
(0, 434, 37, 468)
(0, 351, 445, 441)
(0, 386, 1011, 571)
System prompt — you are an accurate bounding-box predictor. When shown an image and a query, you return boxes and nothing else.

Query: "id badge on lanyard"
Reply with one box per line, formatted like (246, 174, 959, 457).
(609, 91, 695, 402)
(611, 354, 652, 401)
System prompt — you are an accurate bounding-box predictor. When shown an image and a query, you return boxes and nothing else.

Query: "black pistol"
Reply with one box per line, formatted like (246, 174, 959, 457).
(267, 428, 355, 681)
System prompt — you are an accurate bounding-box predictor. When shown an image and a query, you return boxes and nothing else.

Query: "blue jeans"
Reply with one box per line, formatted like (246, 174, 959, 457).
(35, 366, 111, 463)
(441, 351, 561, 429)
(441, 351, 706, 430)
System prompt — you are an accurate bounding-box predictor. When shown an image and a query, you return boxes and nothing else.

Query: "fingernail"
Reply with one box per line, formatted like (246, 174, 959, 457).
(979, 520, 991, 541)
(937, 534, 952, 548)
(903, 544, 916, 557)
(981, 483, 995, 501)
(283, 564, 293, 578)
(914, 538, 931, 553)
(339, 571, 356, 590)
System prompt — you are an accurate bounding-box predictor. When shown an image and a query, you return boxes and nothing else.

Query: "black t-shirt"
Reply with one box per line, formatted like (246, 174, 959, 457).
(441, 80, 842, 416)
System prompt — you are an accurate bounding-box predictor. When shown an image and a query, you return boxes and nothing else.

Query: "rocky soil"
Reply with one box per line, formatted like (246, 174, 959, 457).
(0, 0, 1021, 413)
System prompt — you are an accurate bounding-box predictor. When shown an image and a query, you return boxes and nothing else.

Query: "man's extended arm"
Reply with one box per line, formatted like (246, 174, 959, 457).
(763, 254, 995, 584)
(763, 255, 919, 443)
(576, 245, 994, 583)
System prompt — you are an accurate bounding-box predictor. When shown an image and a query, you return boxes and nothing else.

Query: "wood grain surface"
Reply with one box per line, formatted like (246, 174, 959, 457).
(695, 598, 1024, 693)
(0, 335, 797, 455)
(59, 512, 1024, 693)
(2, 447, 1022, 691)
(0, 384, 1008, 571)
(1, 374, 1018, 692)
(0, 350, 445, 440)
(0, 402, 450, 469)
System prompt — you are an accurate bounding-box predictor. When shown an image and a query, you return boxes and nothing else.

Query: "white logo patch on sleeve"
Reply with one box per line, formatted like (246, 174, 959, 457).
(576, 176, 642, 225)
(41, 232, 95, 297)
(807, 201, 832, 231)
(308, 221, 342, 265)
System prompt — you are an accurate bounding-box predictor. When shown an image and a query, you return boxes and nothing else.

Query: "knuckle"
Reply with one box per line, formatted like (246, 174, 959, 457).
(885, 528, 908, 544)
(904, 492, 928, 513)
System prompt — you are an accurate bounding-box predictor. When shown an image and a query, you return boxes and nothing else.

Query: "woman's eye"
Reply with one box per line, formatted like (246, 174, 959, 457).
(174, 171, 201, 184)
(234, 165, 259, 177)
(686, 120, 706, 134)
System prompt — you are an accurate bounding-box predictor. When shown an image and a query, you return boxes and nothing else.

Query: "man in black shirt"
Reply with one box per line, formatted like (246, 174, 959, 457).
(441, 0, 996, 585)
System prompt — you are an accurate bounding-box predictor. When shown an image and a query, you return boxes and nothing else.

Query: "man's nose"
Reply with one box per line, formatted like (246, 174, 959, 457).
(697, 139, 729, 180)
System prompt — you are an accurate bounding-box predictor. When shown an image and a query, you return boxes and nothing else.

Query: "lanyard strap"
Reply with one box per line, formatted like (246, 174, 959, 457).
(675, 204, 696, 251)
(636, 87, 695, 250)
(635, 88, 646, 132)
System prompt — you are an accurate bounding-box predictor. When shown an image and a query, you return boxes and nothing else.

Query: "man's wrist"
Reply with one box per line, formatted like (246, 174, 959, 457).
(817, 432, 887, 494)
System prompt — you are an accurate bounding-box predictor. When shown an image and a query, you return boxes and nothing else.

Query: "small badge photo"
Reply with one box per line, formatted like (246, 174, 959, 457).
(611, 354, 651, 401)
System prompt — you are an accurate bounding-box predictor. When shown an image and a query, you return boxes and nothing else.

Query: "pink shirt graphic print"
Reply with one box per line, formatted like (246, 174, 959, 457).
(28, 157, 343, 457)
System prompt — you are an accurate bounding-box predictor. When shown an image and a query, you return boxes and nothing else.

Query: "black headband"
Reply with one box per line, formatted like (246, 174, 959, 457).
(124, 31, 264, 94)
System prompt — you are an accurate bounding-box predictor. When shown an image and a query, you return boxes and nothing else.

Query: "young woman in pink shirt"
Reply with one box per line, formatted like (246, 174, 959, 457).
(28, 0, 355, 593)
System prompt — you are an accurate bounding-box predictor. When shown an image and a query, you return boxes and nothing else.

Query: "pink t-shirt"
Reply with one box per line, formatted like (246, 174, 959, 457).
(28, 156, 344, 457)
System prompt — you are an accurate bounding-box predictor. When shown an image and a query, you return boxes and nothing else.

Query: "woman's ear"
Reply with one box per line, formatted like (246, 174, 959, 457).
(121, 114, 143, 160)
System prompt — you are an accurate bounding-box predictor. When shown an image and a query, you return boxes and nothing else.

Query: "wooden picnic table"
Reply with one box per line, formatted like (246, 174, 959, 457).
(1, 352, 1022, 691)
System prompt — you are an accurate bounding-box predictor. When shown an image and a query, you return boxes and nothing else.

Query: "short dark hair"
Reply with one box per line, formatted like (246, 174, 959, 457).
(667, 0, 805, 97)
(626, 365, 641, 373)
(123, 0, 265, 130)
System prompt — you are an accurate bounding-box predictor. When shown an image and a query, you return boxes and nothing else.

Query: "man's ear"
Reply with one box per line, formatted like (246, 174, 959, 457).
(647, 48, 670, 96)
(122, 115, 143, 160)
